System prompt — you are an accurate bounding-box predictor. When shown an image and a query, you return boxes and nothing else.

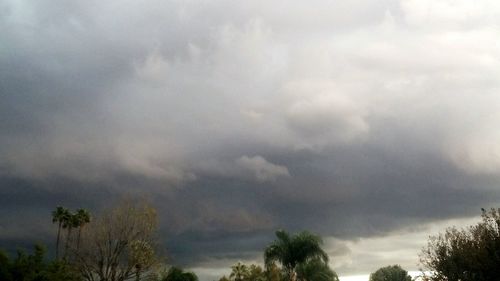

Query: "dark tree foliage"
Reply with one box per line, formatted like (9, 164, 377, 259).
(264, 230, 328, 275)
(369, 265, 411, 281)
(296, 258, 339, 281)
(162, 266, 198, 281)
(261, 230, 339, 281)
(0, 244, 81, 281)
(420, 208, 500, 281)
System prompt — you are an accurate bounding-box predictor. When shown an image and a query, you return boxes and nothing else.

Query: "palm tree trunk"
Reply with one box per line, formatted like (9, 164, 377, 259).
(56, 221, 62, 259)
(64, 226, 72, 259)
(77, 226, 82, 251)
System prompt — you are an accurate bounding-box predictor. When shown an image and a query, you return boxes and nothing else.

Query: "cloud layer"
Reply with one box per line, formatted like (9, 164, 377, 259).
(2, 0, 500, 277)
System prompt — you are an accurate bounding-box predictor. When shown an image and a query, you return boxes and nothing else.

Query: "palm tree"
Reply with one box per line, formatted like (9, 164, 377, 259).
(51, 206, 69, 259)
(62, 211, 79, 259)
(74, 208, 91, 251)
(264, 230, 329, 281)
(296, 258, 339, 281)
(230, 262, 249, 281)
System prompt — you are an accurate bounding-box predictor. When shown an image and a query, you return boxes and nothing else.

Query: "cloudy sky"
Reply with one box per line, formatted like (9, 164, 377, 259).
(1, 0, 500, 279)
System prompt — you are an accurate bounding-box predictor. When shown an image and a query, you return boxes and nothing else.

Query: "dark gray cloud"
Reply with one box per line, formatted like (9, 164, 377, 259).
(1, 0, 500, 278)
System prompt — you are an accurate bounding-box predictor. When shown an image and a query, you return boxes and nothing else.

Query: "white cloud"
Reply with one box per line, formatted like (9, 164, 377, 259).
(284, 80, 369, 149)
(327, 216, 481, 276)
(235, 155, 290, 182)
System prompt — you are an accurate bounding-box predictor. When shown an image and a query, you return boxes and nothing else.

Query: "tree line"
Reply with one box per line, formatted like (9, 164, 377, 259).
(0, 200, 499, 281)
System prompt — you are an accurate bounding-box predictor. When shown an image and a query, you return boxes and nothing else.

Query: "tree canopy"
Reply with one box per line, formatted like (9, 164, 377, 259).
(0, 244, 81, 281)
(264, 230, 331, 281)
(73, 198, 160, 281)
(264, 230, 328, 274)
(369, 265, 411, 281)
(296, 258, 339, 281)
(162, 266, 198, 281)
(420, 208, 500, 281)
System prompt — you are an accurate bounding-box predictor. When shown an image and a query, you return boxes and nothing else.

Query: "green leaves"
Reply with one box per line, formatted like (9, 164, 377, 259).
(296, 258, 339, 281)
(369, 265, 411, 281)
(0, 244, 81, 281)
(420, 208, 500, 281)
(264, 230, 329, 274)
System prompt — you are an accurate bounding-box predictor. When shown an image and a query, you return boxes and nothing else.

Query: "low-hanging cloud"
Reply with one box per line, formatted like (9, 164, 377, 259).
(1, 0, 500, 277)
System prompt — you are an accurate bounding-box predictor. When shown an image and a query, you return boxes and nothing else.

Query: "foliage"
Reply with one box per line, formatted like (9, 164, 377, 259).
(162, 266, 198, 281)
(264, 230, 328, 278)
(52, 206, 92, 260)
(52, 206, 70, 260)
(247, 264, 266, 281)
(264, 262, 283, 281)
(0, 244, 81, 281)
(369, 265, 411, 281)
(74, 208, 91, 251)
(230, 262, 250, 281)
(218, 230, 334, 281)
(227, 262, 266, 281)
(420, 208, 500, 281)
(296, 259, 339, 281)
(73, 198, 160, 281)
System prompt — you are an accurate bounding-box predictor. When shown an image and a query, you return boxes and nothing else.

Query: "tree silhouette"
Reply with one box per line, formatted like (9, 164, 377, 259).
(163, 266, 198, 281)
(420, 208, 500, 281)
(51, 206, 69, 260)
(230, 262, 249, 281)
(369, 265, 411, 281)
(296, 258, 339, 281)
(62, 211, 79, 260)
(74, 209, 91, 251)
(264, 230, 328, 281)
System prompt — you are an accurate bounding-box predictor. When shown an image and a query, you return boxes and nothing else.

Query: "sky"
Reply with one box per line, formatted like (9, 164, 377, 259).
(1, 0, 500, 279)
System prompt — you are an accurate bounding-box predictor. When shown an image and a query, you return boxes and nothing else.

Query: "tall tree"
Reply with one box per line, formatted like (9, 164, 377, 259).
(73, 198, 160, 281)
(264, 230, 328, 281)
(52, 206, 69, 260)
(74, 209, 91, 251)
(369, 265, 411, 281)
(62, 211, 79, 260)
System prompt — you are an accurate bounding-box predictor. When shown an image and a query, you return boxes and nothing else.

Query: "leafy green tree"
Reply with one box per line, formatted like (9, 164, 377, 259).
(0, 250, 12, 281)
(247, 264, 266, 281)
(264, 262, 282, 281)
(420, 208, 500, 281)
(219, 276, 231, 281)
(296, 259, 339, 281)
(264, 230, 329, 281)
(369, 265, 411, 281)
(162, 266, 198, 281)
(52, 206, 70, 259)
(230, 262, 250, 281)
(0, 244, 81, 281)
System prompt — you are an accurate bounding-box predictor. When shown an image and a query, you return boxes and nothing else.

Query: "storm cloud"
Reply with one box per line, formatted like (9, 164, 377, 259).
(1, 0, 500, 278)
